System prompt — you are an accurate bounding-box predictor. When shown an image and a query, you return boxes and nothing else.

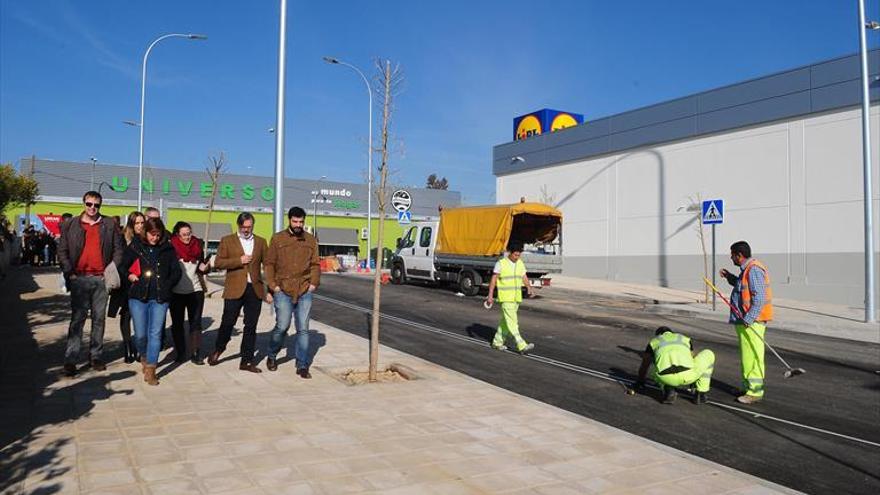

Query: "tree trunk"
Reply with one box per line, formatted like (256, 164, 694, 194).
(369, 60, 394, 382)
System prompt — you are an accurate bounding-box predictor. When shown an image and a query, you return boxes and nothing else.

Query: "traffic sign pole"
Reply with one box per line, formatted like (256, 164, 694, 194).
(712, 223, 716, 311)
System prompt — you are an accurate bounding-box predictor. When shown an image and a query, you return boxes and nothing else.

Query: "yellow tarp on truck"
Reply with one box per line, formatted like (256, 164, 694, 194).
(436, 202, 562, 257)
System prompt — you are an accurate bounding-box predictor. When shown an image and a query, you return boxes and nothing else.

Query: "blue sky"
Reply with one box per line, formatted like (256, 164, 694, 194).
(1, 1, 878, 204)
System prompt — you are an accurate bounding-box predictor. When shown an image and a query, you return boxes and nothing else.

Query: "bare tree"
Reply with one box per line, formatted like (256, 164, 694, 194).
(539, 184, 556, 205)
(677, 194, 709, 304)
(369, 59, 404, 382)
(426, 174, 449, 190)
(203, 152, 226, 243)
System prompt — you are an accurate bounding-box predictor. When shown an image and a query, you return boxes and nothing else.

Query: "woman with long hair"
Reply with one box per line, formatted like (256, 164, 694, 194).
(118, 217, 181, 385)
(169, 221, 210, 364)
(108, 211, 145, 362)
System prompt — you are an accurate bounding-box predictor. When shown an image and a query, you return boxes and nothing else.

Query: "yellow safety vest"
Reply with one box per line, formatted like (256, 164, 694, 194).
(497, 257, 525, 303)
(649, 332, 694, 373)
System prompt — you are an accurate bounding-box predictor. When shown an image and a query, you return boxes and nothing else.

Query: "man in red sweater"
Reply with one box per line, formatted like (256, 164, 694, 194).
(57, 191, 124, 376)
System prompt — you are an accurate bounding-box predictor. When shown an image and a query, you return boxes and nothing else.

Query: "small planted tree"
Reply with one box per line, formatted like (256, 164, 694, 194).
(369, 59, 404, 382)
(0, 163, 39, 222)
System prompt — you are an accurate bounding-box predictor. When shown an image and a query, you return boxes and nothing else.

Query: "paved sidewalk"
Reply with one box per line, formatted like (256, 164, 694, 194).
(1, 268, 798, 494)
(550, 275, 880, 344)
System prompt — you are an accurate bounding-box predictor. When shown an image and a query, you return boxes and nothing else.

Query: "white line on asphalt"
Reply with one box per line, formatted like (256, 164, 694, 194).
(314, 293, 880, 449)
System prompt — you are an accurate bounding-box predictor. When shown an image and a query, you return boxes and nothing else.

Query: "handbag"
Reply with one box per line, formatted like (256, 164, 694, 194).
(104, 261, 121, 290)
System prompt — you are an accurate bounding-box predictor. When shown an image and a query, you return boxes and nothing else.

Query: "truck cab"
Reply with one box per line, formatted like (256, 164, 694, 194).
(394, 221, 439, 282)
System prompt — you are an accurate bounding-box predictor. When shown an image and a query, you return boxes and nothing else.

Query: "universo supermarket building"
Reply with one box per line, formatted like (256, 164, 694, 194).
(16, 158, 460, 261)
(493, 50, 879, 307)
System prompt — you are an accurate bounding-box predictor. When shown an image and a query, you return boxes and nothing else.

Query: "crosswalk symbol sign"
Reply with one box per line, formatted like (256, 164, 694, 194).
(701, 199, 724, 225)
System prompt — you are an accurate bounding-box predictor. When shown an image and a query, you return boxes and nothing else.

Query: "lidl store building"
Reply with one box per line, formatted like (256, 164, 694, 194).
(11, 158, 460, 263)
(494, 50, 879, 307)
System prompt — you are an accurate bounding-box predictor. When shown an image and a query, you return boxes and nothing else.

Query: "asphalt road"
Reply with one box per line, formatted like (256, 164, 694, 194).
(303, 274, 880, 494)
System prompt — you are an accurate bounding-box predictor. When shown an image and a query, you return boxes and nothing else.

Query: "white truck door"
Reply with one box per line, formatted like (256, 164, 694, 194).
(406, 223, 436, 280)
(398, 226, 417, 272)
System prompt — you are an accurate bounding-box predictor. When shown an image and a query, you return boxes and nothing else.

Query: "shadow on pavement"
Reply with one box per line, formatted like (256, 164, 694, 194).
(0, 266, 136, 494)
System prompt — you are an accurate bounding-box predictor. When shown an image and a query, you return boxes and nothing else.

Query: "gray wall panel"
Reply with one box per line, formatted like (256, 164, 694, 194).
(698, 68, 810, 112)
(811, 79, 864, 113)
(697, 91, 811, 134)
(610, 96, 698, 133)
(811, 52, 879, 87)
(610, 117, 696, 151)
(545, 137, 610, 166)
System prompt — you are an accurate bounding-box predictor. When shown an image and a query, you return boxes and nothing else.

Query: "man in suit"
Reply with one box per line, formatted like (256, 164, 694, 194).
(207, 212, 268, 373)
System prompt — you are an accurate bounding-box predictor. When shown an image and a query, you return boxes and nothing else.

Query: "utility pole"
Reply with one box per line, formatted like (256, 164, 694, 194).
(857, 0, 877, 323)
(24, 155, 35, 227)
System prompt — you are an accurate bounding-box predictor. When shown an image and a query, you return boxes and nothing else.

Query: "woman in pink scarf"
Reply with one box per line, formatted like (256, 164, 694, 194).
(170, 221, 210, 364)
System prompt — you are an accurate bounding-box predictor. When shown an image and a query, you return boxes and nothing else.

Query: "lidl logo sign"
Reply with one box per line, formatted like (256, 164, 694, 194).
(515, 115, 543, 140)
(514, 109, 584, 141)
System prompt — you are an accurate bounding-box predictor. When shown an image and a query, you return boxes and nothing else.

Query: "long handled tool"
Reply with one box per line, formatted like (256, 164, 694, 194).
(703, 277, 806, 378)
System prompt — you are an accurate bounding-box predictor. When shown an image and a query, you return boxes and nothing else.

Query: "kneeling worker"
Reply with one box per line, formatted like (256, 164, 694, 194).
(633, 326, 715, 405)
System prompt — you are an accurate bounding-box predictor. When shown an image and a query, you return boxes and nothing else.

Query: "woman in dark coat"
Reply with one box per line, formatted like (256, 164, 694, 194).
(107, 211, 145, 363)
(118, 217, 181, 385)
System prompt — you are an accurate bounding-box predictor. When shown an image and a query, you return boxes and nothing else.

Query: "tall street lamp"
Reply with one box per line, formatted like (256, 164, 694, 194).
(313, 175, 327, 239)
(90, 157, 97, 191)
(323, 56, 373, 270)
(857, 0, 878, 323)
(137, 33, 207, 212)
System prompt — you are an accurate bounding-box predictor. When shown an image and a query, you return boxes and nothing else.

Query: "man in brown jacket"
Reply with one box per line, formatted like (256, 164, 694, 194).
(265, 206, 320, 378)
(207, 212, 268, 373)
(57, 191, 124, 376)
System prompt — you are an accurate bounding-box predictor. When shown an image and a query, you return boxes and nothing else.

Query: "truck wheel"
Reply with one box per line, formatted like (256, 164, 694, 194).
(391, 264, 406, 285)
(458, 271, 481, 297)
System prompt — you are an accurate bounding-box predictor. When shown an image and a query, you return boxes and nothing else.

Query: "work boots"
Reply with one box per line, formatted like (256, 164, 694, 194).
(662, 387, 677, 404)
(143, 365, 159, 386)
(694, 392, 708, 405)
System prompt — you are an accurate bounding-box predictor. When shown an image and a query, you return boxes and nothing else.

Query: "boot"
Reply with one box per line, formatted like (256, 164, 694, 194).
(140, 356, 147, 375)
(144, 365, 159, 386)
(662, 387, 677, 404)
(694, 392, 708, 405)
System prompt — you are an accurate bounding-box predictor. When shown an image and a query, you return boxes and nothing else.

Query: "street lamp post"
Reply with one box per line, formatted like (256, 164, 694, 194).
(857, 0, 878, 323)
(323, 56, 373, 270)
(136, 33, 207, 212)
(273, 0, 289, 233)
(90, 157, 97, 191)
(313, 175, 327, 239)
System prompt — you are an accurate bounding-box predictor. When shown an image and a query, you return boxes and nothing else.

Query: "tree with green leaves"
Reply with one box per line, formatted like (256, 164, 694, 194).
(426, 174, 449, 190)
(0, 163, 39, 221)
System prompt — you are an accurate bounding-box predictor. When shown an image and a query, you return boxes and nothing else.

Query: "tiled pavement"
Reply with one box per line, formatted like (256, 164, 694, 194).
(0, 269, 798, 494)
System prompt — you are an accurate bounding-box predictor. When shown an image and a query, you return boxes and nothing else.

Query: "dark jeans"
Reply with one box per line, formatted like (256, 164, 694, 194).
(214, 284, 262, 364)
(118, 306, 136, 356)
(65, 275, 108, 363)
(170, 291, 205, 356)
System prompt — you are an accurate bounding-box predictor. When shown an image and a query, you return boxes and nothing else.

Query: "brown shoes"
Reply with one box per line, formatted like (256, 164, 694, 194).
(297, 367, 312, 379)
(143, 365, 159, 386)
(239, 362, 262, 373)
(90, 359, 106, 371)
(266, 357, 278, 371)
(736, 394, 762, 405)
(207, 351, 222, 366)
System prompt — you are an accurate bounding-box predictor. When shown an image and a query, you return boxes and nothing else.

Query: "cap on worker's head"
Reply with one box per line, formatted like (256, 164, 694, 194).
(508, 242, 524, 254)
(655, 326, 673, 336)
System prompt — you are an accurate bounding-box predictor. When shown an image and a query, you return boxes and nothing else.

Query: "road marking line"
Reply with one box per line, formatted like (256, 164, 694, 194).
(314, 293, 880, 449)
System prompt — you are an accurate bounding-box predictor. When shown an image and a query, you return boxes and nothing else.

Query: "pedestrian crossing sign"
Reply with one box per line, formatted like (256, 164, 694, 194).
(701, 199, 724, 225)
(398, 210, 412, 225)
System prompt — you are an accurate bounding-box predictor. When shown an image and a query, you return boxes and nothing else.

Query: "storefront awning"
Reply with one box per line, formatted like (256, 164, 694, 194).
(316, 227, 359, 247)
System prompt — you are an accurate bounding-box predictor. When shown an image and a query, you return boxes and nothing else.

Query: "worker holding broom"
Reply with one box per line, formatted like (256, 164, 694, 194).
(720, 240, 774, 405)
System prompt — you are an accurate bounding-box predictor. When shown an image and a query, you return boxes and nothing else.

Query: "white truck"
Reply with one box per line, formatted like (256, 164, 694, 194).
(390, 202, 563, 296)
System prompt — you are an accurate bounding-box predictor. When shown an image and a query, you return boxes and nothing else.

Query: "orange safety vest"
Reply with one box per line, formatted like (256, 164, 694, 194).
(741, 259, 774, 322)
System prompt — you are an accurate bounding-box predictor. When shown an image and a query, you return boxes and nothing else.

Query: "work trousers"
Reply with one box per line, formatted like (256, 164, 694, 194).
(170, 291, 205, 357)
(214, 284, 262, 365)
(653, 349, 716, 393)
(736, 322, 766, 397)
(493, 302, 528, 351)
(65, 275, 108, 364)
(268, 291, 313, 368)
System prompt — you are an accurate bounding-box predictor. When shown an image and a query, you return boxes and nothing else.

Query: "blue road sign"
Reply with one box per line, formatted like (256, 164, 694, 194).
(397, 210, 412, 225)
(702, 199, 724, 225)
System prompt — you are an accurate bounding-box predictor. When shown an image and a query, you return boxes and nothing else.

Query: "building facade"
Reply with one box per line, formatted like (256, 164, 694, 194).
(493, 50, 879, 307)
(12, 159, 461, 263)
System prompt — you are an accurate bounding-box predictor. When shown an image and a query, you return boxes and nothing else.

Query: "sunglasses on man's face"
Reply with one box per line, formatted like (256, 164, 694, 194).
(85, 202, 101, 208)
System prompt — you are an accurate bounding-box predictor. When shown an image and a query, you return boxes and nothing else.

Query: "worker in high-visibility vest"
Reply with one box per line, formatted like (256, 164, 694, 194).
(721, 240, 773, 405)
(633, 326, 715, 405)
(486, 242, 535, 354)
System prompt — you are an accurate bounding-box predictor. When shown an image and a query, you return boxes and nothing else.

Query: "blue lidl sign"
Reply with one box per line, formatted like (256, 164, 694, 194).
(513, 108, 584, 141)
